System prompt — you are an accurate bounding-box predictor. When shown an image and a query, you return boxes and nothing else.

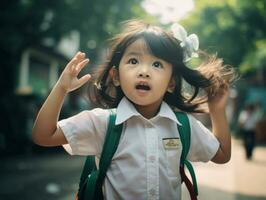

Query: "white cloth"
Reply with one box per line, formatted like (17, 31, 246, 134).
(58, 97, 219, 200)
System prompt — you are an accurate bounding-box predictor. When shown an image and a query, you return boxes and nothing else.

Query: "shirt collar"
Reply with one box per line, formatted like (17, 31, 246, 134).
(115, 97, 141, 125)
(158, 101, 182, 126)
(115, 97, 182, 126)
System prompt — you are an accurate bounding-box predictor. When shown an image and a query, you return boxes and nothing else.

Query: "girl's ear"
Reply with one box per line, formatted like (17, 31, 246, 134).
(167, 77, 176, 93)
(110, 66, 120, 86)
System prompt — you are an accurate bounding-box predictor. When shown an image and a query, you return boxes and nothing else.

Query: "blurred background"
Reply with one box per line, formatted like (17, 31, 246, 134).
(0, 0, 265, 199)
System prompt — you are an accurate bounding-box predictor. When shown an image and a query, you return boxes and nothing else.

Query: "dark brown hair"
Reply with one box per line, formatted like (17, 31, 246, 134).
(88, 19, 236, 113)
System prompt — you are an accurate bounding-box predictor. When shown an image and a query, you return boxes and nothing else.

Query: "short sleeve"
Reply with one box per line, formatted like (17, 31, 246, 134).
(187, 114, 220, 162)
(57, 108, 109, 156)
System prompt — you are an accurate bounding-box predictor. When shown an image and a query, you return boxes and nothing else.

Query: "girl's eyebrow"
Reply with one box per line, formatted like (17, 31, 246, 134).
(124, 52, 142, 57)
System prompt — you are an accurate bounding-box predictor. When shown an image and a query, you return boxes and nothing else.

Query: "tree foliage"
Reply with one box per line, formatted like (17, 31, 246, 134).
(180, 0, 266, 74)
(0, 0, 149, 94)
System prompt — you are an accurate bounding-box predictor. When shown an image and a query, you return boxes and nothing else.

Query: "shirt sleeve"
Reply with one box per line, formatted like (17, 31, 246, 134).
(57, 108, 109, 156)
(187, 114, 220, 162)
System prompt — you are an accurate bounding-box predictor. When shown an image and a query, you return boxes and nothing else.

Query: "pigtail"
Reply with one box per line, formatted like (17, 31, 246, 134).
(197, 54, 237, 96)
(180, 63, 210, 102)
(87, 63, 124, 109)
(176, 53, 238, 113)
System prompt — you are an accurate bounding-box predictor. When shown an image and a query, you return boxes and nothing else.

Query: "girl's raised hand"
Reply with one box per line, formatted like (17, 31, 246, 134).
(57, 52, 91, 93)
(208, 82, 229, 113)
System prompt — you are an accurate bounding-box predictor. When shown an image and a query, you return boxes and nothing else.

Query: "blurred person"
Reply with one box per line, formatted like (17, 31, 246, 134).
(32, 20, 237, 200)
(238, 102, 263, 159)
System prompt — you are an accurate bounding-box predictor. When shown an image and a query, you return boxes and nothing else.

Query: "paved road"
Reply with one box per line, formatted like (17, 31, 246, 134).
(0, 139, 265, 200)
(182, 139, 266, 200)
(0, 149, 83, 200)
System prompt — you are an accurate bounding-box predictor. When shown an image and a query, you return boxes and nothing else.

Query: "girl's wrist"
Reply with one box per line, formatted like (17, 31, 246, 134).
(209, 110, 227, 122)
(54, 82, 68, 96)
(209, 106, 226, 115)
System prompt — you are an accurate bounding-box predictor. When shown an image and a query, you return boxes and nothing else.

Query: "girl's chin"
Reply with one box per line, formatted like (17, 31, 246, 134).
(128, 97, 151, 105)
(125, 94, 163, 108)
(131, 99, 162, 108)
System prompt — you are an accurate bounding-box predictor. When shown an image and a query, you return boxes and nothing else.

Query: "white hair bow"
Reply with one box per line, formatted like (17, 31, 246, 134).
(171, 23, 199, 62)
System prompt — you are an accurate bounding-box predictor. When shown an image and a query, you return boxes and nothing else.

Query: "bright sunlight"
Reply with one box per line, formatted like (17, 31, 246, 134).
(142, 0, 195, 24)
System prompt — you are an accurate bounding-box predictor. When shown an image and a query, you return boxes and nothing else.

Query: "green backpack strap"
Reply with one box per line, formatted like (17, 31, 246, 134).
(175, 112, 198, 197)
(78, 109, 123, 200)
(97, 109, 123, 184)
(77, 156, 96, 198)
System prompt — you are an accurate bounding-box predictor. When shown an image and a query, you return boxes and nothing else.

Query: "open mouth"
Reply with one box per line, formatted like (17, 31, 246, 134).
(135, 82, 151, 91)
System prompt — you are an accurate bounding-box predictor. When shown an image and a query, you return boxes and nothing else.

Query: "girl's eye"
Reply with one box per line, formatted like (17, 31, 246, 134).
(128, 58, 138, 65)
(153, 61, 163, 68)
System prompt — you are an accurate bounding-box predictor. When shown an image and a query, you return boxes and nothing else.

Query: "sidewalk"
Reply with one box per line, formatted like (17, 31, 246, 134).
(182, 139, 266, 200)
(0, 138, 265, 200)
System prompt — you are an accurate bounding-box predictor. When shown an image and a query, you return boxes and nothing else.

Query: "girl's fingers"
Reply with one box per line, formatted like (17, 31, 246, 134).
(66, 52, 86, 71)
(71, 52, 86, 71)
(73, 58, 90, 76)
(76, 74, 91, 87)
(66, 57, 79, 71)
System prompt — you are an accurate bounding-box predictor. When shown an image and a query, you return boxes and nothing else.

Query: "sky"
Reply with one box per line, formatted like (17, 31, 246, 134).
(142, 0, 195, 24)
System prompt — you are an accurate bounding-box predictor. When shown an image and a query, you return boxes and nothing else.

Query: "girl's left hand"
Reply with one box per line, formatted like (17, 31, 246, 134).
(208, 82, 229, 113)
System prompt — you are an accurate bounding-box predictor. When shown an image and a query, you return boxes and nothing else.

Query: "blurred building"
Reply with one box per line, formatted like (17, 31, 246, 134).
(0, 33, 90, 155)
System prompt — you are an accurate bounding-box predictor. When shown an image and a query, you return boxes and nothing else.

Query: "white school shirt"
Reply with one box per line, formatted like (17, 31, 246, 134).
(58, 97, 219, 200)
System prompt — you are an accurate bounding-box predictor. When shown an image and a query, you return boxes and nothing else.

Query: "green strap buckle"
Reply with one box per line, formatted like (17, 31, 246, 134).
(84, 170, 99, 199)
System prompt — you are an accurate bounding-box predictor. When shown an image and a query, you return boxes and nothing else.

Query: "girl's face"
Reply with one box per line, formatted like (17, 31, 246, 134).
(113, 39, 175, 118)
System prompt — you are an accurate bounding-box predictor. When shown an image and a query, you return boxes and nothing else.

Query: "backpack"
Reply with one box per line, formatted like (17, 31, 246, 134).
(75, 109, 198, 200)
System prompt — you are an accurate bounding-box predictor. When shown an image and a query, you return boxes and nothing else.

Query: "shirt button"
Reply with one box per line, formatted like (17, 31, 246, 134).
(149, 155, 156, 162)
(149, 189, 156, 196)
(145, 122, 153, 128)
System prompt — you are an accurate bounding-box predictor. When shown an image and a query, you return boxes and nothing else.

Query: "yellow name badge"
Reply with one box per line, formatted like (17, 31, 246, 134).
(163, 138, 180, 149)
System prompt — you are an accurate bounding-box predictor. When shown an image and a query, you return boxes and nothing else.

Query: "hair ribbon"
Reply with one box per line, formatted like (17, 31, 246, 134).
(171, 23, 199, 62)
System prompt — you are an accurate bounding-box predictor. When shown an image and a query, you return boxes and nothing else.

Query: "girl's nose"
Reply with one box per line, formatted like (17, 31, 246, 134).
(138, 73, 150, 78)
(137, 66, 150, 78)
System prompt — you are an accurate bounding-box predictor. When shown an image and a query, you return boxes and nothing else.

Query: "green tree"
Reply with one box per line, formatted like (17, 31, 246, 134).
(0, 0, 148, 95)
(180, 0, 266, 74)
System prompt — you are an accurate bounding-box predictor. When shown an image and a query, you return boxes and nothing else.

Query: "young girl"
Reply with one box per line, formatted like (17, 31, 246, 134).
(33, 20, 236, 200)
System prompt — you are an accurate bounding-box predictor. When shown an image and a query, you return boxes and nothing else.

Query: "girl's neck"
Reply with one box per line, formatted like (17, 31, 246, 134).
(134, 101, 162, 119)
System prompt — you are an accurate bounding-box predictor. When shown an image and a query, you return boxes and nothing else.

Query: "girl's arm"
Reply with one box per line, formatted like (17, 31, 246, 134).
(208, 83, 231, 164)
(32, 52, 91, 147)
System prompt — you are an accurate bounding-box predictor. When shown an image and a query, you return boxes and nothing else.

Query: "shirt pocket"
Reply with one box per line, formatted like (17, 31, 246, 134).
(163, 138, 182, 178)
